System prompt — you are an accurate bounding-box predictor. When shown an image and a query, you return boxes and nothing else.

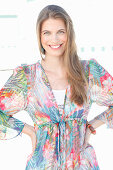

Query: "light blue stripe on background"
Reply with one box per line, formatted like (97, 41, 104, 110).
(0, 15, 17, 18)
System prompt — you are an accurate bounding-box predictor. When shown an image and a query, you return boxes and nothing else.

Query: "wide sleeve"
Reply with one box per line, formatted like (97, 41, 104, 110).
(89, 59, 113, 128)
(0, 66, 27, 140)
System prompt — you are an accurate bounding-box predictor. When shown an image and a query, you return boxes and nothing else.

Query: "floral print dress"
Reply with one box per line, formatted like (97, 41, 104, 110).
(0, 58, 113, 170)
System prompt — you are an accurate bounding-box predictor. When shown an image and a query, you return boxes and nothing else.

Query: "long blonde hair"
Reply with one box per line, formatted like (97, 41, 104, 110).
(36, 5, 88, 105)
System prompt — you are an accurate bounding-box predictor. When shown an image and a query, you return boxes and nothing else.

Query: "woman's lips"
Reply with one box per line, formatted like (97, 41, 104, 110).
(49, 44, 62, 49)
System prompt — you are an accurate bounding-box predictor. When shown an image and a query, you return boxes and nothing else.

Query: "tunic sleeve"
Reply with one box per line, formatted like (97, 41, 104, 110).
(89, 59, 113, 128)
(0, 66, 27, 140)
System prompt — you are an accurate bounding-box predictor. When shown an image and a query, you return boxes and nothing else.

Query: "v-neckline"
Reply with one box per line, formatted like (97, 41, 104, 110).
(37, 59, 69, 119)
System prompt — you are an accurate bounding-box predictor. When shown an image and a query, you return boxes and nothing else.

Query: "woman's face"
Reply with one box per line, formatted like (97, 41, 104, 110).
(41, 18, 67, 58)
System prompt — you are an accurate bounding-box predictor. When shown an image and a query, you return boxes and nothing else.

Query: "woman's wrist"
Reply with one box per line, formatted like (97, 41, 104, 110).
(88, 119, 105, 129)
(86, 121, 96, 135)
(22, 123, 35, 138)
(86, 118, 105, 135)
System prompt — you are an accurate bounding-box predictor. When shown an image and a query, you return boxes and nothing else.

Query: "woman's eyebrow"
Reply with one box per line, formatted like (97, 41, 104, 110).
(41, 28, 66, 32)
(41, 30, 49, 33)
(58, 28, 66, 31)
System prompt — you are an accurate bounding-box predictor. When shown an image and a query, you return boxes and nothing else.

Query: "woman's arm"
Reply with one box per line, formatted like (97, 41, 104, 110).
(89, 59, 113, 128)
(0, 65, 28, 140)
(22, 124, 37, 153)
(84, 59, 113, 147)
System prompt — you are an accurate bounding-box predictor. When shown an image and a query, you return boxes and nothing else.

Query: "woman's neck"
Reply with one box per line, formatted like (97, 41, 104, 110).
(41, 56, 66, 76)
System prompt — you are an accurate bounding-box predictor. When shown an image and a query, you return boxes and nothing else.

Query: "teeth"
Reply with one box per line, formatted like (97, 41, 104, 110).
(50, 45, 61, 48)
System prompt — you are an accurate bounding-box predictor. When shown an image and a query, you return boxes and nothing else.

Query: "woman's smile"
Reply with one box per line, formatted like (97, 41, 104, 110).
(49, 44, 63, 49)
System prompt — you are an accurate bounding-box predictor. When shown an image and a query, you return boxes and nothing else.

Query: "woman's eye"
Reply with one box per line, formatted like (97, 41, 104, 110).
(44, 32, 50, 35)
(58, 31, 65, 34)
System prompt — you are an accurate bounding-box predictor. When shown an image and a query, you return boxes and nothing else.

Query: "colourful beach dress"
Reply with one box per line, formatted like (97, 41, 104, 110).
(0, 58, 113, 170)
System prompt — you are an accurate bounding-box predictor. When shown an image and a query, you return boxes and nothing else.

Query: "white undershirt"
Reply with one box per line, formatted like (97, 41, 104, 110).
(52, 89, 66, 105)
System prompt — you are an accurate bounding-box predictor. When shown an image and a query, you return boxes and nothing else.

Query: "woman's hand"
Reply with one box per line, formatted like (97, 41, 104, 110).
(83, 121, 97, 148)
(83, 126, 91, 148)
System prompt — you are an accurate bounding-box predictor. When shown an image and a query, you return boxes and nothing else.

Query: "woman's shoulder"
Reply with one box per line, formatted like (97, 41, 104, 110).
(14, 60, 41, 75)
(81, 58, 107, 80)
(81, 58, 100, 69)
(87, 58, 104, 73)
(80, 58, 102, 80)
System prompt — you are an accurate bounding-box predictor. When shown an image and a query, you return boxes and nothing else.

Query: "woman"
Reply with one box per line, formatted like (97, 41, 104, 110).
(0, 4, 113, 170)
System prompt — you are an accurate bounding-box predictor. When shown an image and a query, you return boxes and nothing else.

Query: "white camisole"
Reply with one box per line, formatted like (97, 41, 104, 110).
(52, 89, 66, 106)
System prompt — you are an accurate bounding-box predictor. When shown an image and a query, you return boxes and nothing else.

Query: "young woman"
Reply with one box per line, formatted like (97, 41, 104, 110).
(0, 5, 113, 170)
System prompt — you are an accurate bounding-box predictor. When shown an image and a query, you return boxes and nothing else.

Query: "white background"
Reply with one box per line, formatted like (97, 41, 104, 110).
(0, 0, 113, 169)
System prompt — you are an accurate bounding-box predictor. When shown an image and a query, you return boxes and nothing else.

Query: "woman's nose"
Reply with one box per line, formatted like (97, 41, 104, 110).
(50, 34, 59, 43)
